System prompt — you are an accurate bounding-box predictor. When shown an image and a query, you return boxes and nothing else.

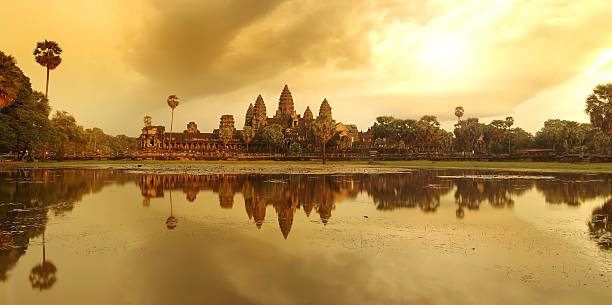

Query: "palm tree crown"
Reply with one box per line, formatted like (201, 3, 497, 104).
(455, 106, 464, 121)
(34, 41, 63, 69)
(167, 95, 179, 109)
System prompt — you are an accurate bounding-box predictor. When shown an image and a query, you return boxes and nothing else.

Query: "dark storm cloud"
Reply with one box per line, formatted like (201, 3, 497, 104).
(122, 0, 407, 99)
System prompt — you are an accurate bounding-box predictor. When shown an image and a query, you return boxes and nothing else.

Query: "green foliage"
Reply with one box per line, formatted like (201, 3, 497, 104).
(83, 128, 136, 155)
(50, 111, 87, 159)
(241, 126, 254, 143)
(585, 83, 612, 137)
(262, 124, 284, 151)
(454, 118, 485, 152)
(370, 116, 451, 151)
(0, 51, 27, 108)
(374, 138, 386, 148)
(289, 142, 302, 155)
(534, 119, 595, 152)
(219, 127, 234, 145)
(591, 130, 611, 152)
(0, 59, 53, 158)
(312, 114, 336, 143)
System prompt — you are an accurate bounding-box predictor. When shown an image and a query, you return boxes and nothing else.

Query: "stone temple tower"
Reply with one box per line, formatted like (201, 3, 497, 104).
(303, 106, 313, 120)
(319, 98, 332, 118)
(274, 85, 298, 127)
(252, 94, 267, 129)
(244, 103, 254, 127)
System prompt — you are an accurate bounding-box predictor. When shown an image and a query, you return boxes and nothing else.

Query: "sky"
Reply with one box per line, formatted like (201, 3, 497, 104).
(2, 0, 612, 136)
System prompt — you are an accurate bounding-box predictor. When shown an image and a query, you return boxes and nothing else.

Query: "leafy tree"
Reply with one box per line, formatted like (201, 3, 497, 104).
(262, 124, 284, 153)
(436, 130, 454, 152)
(218, 127, 233, 151)
(535, 119, 590, 152)
(289, 142, 302, 155)
(0, 89, 53, 159)
(591, 130, 611, 152)
(454, 118, 485, 152)
(485, 120, 507, 153)
(508, 128, 534, 152)
(166, 95, 179, 150)
(535, 119, 564, 151)
(418, 115, 440, 146)
(241, 126, 254, 153)
(33, 40, 62, 98)
(585, 83, 612, 137)
(50, 111, 86, 160)
(0, 51, 27, 109)
(312, 114, 336, 164)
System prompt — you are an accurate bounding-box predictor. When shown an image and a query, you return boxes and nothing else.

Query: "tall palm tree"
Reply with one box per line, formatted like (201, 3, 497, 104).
(0, 51, 25, 109)
(241, 126, 254, 153)
(505, 116, 514, 154)
(454, 106, 464, 123)
(166, 95, 179, 152)
(33, 40, 62, 98)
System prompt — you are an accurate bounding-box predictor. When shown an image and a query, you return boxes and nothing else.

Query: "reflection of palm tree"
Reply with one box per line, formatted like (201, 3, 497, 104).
(588, 198, 612, 249)
(29, 230, 57, 290)
(455, 207, 465, 219)
(166, 191, 178, 230)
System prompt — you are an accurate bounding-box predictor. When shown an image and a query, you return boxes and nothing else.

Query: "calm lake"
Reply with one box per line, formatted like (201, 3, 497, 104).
(1, 168, 612, 304)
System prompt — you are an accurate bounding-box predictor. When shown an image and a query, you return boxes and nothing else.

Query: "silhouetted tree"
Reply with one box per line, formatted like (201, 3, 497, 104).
(312, 114, 336, 164)
(585, 83, 612, 137)
(33, 40, 62, 98)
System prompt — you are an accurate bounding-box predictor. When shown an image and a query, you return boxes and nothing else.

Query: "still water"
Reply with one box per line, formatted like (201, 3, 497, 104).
(1, 168, 611, 304)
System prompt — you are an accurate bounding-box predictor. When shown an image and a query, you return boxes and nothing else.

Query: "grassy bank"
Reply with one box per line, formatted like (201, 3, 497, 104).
(2, 159, 612, 173)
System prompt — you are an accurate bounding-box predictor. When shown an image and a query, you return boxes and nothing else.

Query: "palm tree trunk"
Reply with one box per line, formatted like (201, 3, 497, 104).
(42, 230, 46, 263)
(170, 109, 174, 155)
(322, 142, 326, 164)
(45, 67, 49, 98)
(169, 191, 173, 217)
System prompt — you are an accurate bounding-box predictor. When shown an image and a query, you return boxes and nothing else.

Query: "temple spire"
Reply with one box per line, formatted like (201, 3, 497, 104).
(252, 94, 267, 128)
(275, 84, 296, 118)
(303, 106, 313, 120)
(319, 98, 332, 118)
(244, 103, 254, 127)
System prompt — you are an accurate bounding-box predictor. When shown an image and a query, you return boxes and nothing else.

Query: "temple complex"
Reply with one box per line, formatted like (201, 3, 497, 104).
(138, 85, 362, 155)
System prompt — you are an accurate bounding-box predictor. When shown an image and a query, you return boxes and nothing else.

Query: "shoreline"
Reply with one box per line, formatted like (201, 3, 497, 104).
(2, 160, 612, 174)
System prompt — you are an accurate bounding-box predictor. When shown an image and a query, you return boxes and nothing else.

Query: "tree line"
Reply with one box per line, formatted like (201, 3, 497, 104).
(369, 86, 612, 154)
(0, 43, 136, 161)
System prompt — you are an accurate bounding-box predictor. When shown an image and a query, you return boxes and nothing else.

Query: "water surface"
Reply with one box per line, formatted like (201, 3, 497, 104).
(1, 168, 611, 304)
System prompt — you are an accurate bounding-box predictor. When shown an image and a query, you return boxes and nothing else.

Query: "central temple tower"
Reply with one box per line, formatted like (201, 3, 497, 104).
(273, 85, 299, 128)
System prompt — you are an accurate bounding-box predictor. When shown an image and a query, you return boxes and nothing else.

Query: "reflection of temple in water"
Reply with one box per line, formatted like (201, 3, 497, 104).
(133, 171, 612, 237)
(135, 174, 359, 238)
